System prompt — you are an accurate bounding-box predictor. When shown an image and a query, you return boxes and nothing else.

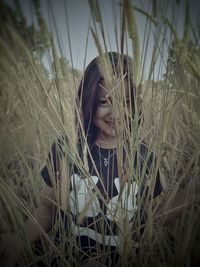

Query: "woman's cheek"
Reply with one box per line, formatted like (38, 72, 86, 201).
(95, 106, 111, 120)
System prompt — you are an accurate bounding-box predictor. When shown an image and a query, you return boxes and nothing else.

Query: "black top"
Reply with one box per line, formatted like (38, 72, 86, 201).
(40, 139, 162, 263)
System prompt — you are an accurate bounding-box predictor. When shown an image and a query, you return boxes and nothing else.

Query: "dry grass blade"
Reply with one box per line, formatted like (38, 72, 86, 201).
(123, 0, 141, 86)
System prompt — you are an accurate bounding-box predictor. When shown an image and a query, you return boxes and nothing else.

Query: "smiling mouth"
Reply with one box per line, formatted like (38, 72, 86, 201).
(106, 121, 121, 127)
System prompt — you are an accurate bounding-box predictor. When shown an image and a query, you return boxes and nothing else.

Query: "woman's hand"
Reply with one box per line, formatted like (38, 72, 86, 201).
(0, 233, 23, 267)
(158, 177, 200, 224)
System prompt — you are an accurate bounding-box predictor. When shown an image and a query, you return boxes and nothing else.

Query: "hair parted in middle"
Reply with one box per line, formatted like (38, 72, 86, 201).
(77, 51, 142, 149)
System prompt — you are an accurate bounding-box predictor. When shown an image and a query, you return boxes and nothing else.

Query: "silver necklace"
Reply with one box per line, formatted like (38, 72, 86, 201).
(96, 146, 116, 167)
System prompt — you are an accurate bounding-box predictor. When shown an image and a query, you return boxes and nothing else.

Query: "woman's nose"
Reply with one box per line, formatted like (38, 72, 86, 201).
(111, 102, 121, 120)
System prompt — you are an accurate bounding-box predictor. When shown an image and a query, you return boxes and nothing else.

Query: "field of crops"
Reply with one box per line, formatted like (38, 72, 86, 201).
(0, 0, 199, 266)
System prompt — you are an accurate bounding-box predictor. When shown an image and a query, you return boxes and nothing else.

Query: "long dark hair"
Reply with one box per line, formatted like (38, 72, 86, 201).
(77, 52, 140, 149)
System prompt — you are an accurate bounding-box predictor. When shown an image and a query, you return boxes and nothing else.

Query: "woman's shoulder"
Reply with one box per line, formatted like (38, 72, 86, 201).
(52, 136, 81, 160)
(138, 140, 163, 197)
(139, 140, 155, 157)
(137, 140, 158, 171)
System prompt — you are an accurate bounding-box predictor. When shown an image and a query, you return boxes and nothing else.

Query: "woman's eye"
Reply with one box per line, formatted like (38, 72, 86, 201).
(99, 99, 111, 106)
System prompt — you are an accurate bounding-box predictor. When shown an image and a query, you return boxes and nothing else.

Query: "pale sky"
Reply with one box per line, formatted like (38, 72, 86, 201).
(6, 0, 200, 80)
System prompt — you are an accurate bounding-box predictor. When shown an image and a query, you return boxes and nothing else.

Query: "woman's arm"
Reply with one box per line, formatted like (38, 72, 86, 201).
(157, 178, 199, 224)
(0, 182, 56, 267)
(22, 183, 56, 242)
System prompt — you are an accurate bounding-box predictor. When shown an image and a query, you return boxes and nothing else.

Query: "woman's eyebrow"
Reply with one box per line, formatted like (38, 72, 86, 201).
(99, 94, 110, 98)
(99, 95, 111, 101)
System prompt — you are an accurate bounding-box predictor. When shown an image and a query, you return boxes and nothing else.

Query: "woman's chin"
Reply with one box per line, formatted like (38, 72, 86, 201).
(107, 127, 118, 137)
(99, 128, 117, 139)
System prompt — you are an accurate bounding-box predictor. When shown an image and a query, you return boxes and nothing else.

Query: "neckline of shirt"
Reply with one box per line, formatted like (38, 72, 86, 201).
(94, 143, 117, 151)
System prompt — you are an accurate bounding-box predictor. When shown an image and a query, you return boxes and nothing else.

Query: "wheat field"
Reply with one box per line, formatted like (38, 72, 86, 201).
(0, 0, 199, 266)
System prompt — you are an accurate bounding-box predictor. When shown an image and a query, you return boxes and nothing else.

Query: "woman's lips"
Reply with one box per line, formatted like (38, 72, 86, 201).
(106, 121, 121, 127)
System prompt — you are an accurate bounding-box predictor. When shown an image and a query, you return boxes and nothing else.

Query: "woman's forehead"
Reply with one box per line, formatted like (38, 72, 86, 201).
(98, 79, 130, 97)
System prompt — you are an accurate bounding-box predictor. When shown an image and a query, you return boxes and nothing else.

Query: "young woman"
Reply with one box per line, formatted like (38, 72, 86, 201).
(0, 52, 198, 267)
(40, 52, 163, 265)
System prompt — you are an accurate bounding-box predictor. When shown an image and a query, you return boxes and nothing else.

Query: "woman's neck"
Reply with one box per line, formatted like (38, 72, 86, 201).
(95, 136, 117, 149)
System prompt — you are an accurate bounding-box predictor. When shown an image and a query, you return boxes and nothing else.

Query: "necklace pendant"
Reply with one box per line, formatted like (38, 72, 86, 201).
(104, 158, 109, 167)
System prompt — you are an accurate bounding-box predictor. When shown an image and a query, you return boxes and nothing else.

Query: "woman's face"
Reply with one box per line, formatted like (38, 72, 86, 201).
(93, 78, 132, 146)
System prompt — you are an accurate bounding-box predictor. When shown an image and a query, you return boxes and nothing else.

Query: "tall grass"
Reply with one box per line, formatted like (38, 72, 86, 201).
(0, 0, 199, 266)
